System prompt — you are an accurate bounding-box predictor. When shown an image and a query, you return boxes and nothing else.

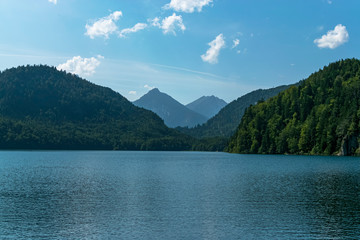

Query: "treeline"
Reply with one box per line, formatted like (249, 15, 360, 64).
(0, 117, 196, 150)
(0, 115, 225, 151)
(227, 59, 360, 155)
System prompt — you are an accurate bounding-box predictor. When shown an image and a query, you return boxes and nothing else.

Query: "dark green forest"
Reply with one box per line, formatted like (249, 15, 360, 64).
(0, 65, 194, 150)
(227, 59, 360, 156)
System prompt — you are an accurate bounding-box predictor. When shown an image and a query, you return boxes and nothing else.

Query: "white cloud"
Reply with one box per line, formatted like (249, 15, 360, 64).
(119, 23, 147, 38)
(149, 14, 186, 35)
(232, 39, 240, 49)
(129, 91, 137, 95)
(48, 0, 57, 4)
(201, 34, 225, 64)
(85, 11, 122, 39)
(57, 55, 103, 77)
(149, 14, 185, 35)
(149, 17, 161, 27)
(144, 84, 155, 90)
(314, 24, 349, 49)
(164, 0, 213, 13)
(160, 13, 186, 35)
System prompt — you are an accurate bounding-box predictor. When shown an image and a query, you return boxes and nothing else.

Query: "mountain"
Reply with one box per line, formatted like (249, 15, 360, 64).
(133, 88, 208, 128)
(178, 84, 292, 138)
(0, 65, 194, 150)
(227, 58, 360, 156)
(186, 95, 227, 119)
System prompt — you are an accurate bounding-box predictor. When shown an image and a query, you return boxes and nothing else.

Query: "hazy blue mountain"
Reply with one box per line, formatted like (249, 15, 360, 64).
(186, 95, 227, 119)
(177, 84, 293, 138)
(133, 88, 208, 128)
(0, 65, 194, 150)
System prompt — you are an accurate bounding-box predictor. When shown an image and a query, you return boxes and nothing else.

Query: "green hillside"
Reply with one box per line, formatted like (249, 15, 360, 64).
(228, 59, 360, 156)
(0, 65, 193, 150)
(178, 85, 292, 138)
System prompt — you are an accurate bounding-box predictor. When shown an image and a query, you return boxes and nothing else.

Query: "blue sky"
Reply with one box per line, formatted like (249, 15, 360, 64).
(0, 0, 359, 104)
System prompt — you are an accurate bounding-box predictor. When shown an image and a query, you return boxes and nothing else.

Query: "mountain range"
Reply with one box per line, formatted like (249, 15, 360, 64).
(178, 84, 293, 138)
(0, 65, 294, 151)
(186, 96, 227, 119)
(133, 88, 211, 128)
(1, 59, 359, 155)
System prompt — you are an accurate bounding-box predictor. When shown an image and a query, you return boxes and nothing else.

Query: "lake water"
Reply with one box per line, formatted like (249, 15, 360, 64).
(0, 151, 360, 239)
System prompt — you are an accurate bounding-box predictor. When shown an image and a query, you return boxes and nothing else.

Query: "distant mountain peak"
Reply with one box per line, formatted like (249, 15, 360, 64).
(133, 89, 208, 128)
(186, 95, 227, 119)
(149, 88, 160, 93)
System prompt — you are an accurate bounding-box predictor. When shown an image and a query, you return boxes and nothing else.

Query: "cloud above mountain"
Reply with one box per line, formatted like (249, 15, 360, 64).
(150, 13, 186, 35)
(119, 23, 148, 38)
(201, 34, 225, 64)
(163, 0, 213, 13)
(314, 24, 349, 49)
(144, 84, 155, 91)
(85, 11, 122, 39)
(57, 55, 103, 77)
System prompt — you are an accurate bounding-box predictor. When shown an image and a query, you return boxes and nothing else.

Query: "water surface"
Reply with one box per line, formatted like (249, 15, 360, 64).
(0, 151, 359, 239)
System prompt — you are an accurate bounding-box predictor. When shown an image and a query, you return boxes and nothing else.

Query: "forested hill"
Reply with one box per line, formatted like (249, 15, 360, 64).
(227, 59, 360, 156)
(178, 85, 292, 138)
(0, 65, 193, 150)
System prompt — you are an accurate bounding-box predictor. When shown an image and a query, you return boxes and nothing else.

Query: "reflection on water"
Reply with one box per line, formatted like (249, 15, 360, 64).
(0, 152, 359, 239)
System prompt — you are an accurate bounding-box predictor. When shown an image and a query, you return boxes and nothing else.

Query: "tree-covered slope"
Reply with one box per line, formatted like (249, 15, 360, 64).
(0, 65, 193, 150)
(178, 85, 292, 138)
(228, 59, 360, 156)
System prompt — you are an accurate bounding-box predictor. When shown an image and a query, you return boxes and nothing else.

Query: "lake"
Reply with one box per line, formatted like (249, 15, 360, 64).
(0, 151, 359, 239)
